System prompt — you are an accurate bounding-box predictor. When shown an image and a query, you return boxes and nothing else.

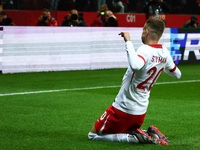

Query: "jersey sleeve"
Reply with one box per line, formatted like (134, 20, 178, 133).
(125, 41, 145, 71)
(164, 50, 181, 79)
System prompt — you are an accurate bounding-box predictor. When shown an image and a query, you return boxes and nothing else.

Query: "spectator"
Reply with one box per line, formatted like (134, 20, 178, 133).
(0, 10, 7, 23)
(182, 15, 200, 28)
(104, 10, 118, 27)
(0, 11, 15, 25)
(61, 9, 87, 26)
(36, 8, 58, 26)
(143, 0, 170, 23)
(91, 4, 108, 27)
(1, 17, 14, 25)
(113, 0, 125, 13)
(97, 0, 106, 12)
(1, 0, 14, 9)
(100, 4, 109, 14)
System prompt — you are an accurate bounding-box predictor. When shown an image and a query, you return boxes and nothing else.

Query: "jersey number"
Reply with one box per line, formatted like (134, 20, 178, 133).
(136, 67, 164, 91)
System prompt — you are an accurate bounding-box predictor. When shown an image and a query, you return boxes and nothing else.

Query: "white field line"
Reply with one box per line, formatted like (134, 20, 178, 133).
(0, 80, 200, 97)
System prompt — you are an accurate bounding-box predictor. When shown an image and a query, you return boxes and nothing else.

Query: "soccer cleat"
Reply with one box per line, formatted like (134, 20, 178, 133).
(147, 125, 170, 145)
(159, 139, 169, 145)
(133, 129, 160, 144)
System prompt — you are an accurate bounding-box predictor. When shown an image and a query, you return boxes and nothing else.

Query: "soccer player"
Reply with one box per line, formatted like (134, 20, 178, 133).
(88, 17, 181, 144)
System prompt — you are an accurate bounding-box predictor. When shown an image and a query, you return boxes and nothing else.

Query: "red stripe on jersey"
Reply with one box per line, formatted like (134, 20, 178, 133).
(149, 44, 163, 48)
(137, 55, 146, 64)
(170, 65, 177, 72)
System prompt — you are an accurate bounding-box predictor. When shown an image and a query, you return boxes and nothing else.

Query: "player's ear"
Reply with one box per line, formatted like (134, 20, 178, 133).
(145, 29, 149, 37)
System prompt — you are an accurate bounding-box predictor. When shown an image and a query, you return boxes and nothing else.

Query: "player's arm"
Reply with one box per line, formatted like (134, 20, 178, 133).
(164, 65, 181, 79)
(119, 32, 145, 71)
(164, 52, 181, 79)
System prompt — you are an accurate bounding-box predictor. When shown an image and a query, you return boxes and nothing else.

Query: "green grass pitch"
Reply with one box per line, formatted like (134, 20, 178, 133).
(0, 64, 200, 150)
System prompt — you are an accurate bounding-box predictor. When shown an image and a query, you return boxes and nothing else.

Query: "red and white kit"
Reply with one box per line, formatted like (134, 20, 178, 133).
(95, 41, 181, 134)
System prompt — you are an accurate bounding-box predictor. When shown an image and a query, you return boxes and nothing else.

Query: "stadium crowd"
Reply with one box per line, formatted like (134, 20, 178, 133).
(0, 0, 200, 28)
(1, 0, 200, 14)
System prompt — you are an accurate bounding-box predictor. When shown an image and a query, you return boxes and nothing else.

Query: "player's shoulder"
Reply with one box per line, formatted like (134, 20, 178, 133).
(137, 45, 158, 55)
(138, 44, 148, 49)
(137, 45, 150, 52)
(137, 44, 169, 54)
(162, 45, 169, 51)
(137, 44, 164, 50)
(136, 45, 152, 60)
(162, 45, 171, 55)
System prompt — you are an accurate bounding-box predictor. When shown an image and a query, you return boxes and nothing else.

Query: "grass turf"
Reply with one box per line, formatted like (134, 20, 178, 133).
(0, 64, 200, 150)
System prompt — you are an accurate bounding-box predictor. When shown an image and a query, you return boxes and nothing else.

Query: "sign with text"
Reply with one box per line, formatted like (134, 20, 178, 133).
(1, 27, 199, 74)
(170, 28, 200, 65)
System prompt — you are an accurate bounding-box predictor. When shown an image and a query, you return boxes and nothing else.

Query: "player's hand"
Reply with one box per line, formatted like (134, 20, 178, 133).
(193, 23, 198, 28)
(72, 19, 80, 25)
(187, 20, 191, 24)
(118, 31, 131, 42)
(39, 15, 43, 21)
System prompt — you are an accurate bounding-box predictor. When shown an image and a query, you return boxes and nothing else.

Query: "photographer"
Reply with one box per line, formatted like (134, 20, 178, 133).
(0, 11, 15, 26)
(182, 15, 200, 28)
(36, 8, 58, 26)
(61, 9, 87, 26)
(104, 10, 118, 27)
(91, 4, 108, 27)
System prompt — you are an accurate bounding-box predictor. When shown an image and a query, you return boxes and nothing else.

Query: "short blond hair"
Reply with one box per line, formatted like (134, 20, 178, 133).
(145, 18, 165, 40)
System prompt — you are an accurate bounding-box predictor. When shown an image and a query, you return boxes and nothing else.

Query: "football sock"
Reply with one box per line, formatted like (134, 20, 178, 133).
(88, 132, 139, 143)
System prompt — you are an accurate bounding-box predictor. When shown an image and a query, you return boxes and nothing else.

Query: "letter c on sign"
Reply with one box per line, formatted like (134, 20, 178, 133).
(126, 15, 136, 23)
(127, 15, 131, 22)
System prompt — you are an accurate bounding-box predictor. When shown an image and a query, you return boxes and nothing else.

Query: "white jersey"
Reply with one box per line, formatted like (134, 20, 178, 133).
(112, 41, 181, 115)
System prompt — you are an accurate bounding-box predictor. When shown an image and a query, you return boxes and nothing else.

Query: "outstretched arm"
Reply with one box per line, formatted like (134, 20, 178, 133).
(164, 65, 181, 79)
(164, 52, 181, 79)
(119, 32, 145, 71)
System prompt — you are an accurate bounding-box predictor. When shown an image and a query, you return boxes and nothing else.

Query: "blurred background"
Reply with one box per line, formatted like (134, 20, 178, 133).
(1, 0, 200, 14)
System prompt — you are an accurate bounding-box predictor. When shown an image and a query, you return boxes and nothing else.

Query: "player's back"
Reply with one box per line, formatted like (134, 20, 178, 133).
(113, 44, 172, 115)
(133, 44, 169, 92)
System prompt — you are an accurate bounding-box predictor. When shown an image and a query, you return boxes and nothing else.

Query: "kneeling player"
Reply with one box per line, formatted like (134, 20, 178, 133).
(88, 18, 181, 145)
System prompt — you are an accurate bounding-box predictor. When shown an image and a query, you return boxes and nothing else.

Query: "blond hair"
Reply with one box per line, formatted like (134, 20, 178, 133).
(145, 18, 165, 40)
